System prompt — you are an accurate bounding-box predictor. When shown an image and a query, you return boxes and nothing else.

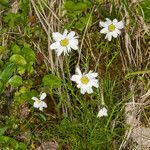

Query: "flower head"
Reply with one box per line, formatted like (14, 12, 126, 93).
(97, 107, 108, 118)
(99, 18, 124, 41)
(32, 92, 47, 111)
(50, 29, 78, 56)
(71, 67, 99, 94)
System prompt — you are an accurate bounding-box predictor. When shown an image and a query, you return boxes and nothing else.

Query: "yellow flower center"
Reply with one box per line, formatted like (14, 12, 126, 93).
(108, 24, 116, 32)
(60, 39, 69, 47)
(81, 76, 89, 84)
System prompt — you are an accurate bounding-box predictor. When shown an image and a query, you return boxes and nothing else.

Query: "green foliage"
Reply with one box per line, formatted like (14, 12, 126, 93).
(140, 1, 150, 22)
(11, 45, 36, 74)
(10, 54, 27, 66)
(0, 63, 16, 83)
(0, 46, 6, 54)
(8, 75, 23, 87)
(12, 44, 21, 54)
(0, 127, 8, 136)
(0, 0, 10, 9)
(0, 136, 27, 149)
(42, 74, 62, 91)
(4, 13, 22, 27)
(0, 63, 16, 93)
(64, 0, 93, 31)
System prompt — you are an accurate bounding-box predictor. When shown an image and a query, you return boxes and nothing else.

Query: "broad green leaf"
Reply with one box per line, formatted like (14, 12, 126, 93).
(20, 46, 36, 63)
(0, 63, 16, 83)
(12, 44, 21, 54)
(4, 13, 21, 27)
(17, 66, 26, 75)
(10, 54, 27, 66)
(75, 2, 87, 11)
(0, 0, 10, 8)
(21, 90, 38, 104)
(0, 127, 8, 135)
(64, 1, 76, 11)
(8, 75, 23, 87)
(42, 74, 62, 90)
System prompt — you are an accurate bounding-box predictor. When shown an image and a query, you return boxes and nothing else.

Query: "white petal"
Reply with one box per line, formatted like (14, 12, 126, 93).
(69, 39, 78, 50)
(33, 101, 40, 108)
(52, 32, 63, 41)
(40, 93, 46, 100)
(112, 31, 118, 38)
(86, 71, 98, 78)
(116, 21, 124, 29)
(80, 88, 86, 94)
(87, 87, 93, 94)
(113, 19, 118, 25)
(99, 21, 108, 27)
(63, 29, 68, 37)
(67, 31, 75, 39)
(55, 46, 65, 56)
(32, 97, 39, 101)
(97, 107, 108, 117)
(107, 33, 112, 41)
(71, 75, 80, 82)
(106, 18, 112, 24)
(100, 28, 108, 34)
(50, 42, 59, 49)
(75, 67, 82, 75)
(91, 79, 99, 88)
(115, 29, 121, 35)
(66, 45, 71, 52)
(42, 101, 47, 108)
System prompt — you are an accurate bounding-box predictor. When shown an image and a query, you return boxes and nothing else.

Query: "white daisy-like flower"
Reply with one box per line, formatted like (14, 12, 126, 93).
(97, 107, 108, 118)
(50, 29, 78, 56)
(99, 18, 124, 41)
(71, 67, 99, 94)
(32, 92, 47, 111)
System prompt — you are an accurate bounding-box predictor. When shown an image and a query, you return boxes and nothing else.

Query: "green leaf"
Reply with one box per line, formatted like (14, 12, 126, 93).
(140, 1, 150, 22)
(8, 75, 23, 87)
(0, 127, 8, 136)
(42, 74, 62, 90)
(4, 13, 21, 27)
(17, 66, 26, 75)
(64, 1, 76, 11)
(74, 13, 93, 31)
(0, 0, 10, 8)
(36, 113, 47, 122)
(12, 44, 21, 54)
(10, 54, 27, 66)
(0, 63, 16, 83)
(21, 90, 38, 104)
(20, 46, 36, 63)
(75, 2, 87, 11)
(0, 135, 27, 149)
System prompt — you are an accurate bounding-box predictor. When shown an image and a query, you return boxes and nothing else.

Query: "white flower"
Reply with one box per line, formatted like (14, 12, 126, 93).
(71, 67, 99, 94)
(99, 18, 124, 41)
(32, 93, 47, 111)
(50, 29, 78, 56)
(97, 107, 108, 118)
